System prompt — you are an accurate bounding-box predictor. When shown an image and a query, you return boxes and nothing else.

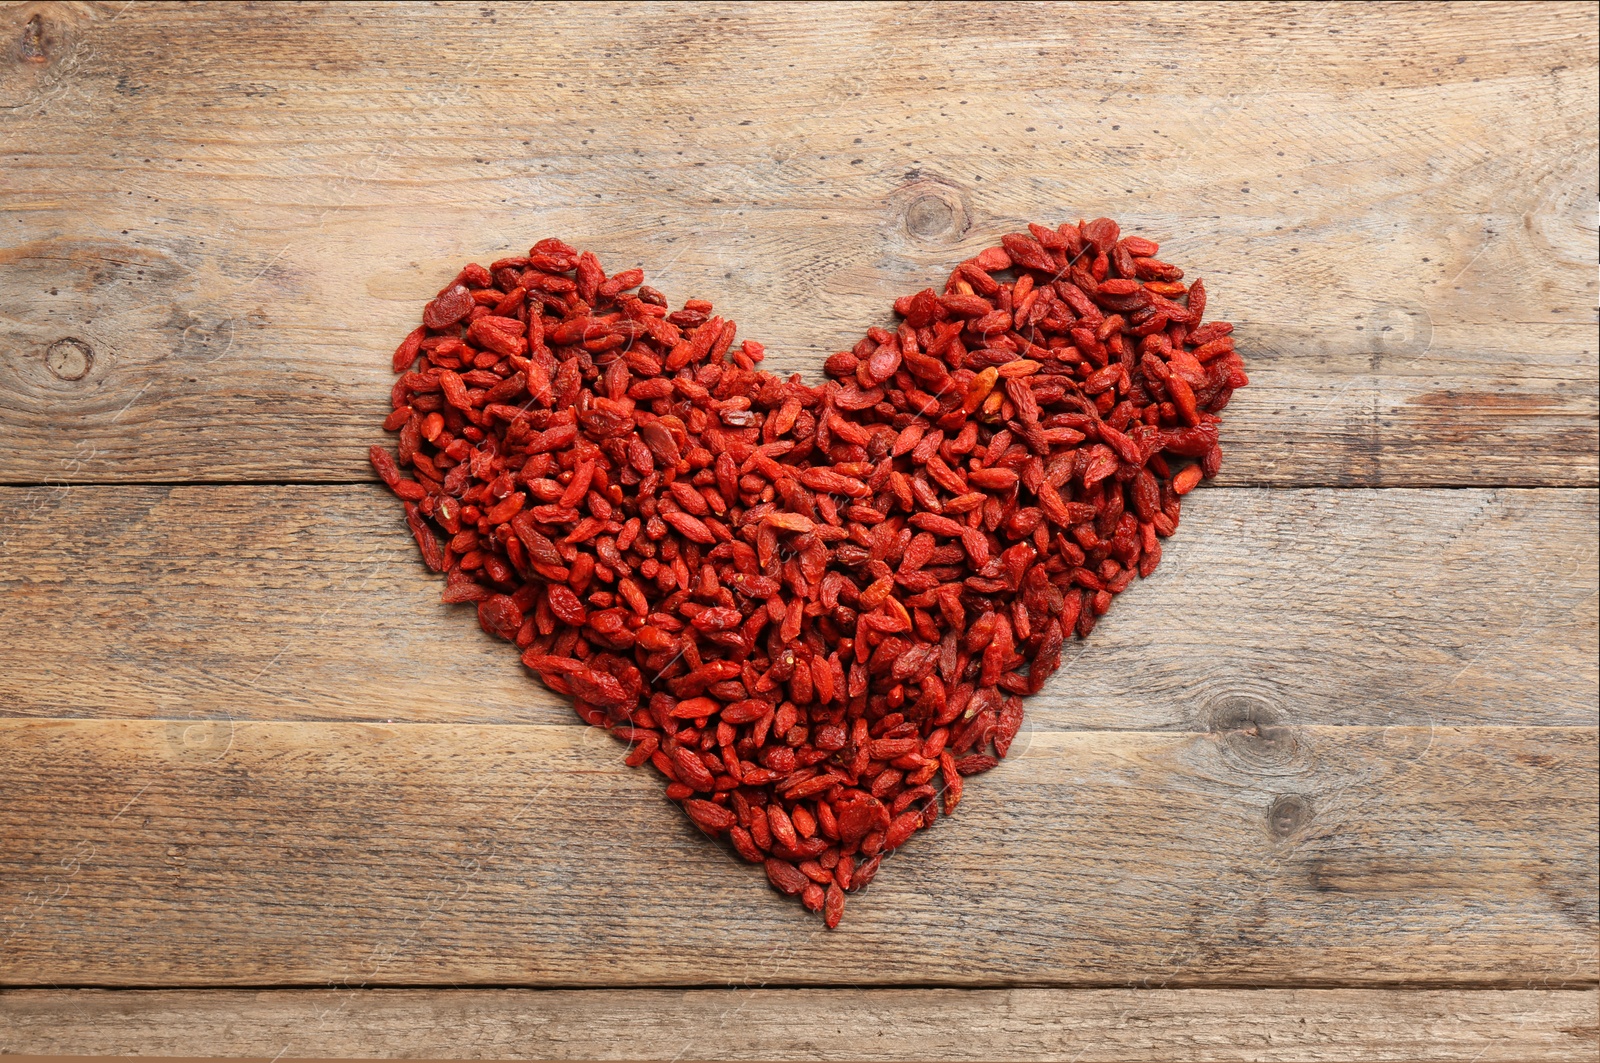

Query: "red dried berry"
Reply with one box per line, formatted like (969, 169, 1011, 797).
(374, 225, 1241, 928)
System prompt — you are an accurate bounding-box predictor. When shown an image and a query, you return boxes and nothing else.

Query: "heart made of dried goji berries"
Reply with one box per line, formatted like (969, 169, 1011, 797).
(370, 220, 1246, 928)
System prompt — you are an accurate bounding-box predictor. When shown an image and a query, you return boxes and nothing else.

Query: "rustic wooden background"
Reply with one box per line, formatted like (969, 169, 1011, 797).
(1, 2, 1595, 1060)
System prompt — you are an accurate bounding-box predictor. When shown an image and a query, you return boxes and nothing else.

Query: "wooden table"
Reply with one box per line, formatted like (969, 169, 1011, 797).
(1, 3, 1595, 1059)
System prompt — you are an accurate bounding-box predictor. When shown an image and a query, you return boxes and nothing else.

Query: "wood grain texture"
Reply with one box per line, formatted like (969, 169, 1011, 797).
(3, 987, 1596, 1061)
(0, 5, 1596, 1052)
(1, 719, 1593, 988)
(2, 485, 1592, 728)
(0, 2, 1595, 487)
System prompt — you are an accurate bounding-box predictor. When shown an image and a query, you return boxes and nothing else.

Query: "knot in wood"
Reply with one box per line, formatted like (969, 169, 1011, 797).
(1207, 691, 1304, 774)
(1266, 793, 1314, 838)
(45, 338, 94, 381)
(892, 175, 970, 245)
(905, 195, 955, 238)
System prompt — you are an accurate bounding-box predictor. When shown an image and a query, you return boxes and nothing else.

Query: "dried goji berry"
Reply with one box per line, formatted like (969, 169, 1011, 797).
(375, 225, 1241, 928)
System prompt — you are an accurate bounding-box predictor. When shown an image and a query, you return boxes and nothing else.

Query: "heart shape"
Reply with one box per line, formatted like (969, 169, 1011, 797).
(370, 220, 1246, 927)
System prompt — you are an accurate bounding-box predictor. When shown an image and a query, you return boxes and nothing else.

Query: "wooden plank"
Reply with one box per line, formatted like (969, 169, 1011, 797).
(2, 988, 1596, 1062)
(0, 3, 1594, 487)
(1, 719, 1592, 988)
(1, 486, 1592, 728)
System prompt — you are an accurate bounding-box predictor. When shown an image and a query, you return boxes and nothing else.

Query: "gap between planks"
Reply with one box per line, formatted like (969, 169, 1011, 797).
(7, 480, 1600, 490)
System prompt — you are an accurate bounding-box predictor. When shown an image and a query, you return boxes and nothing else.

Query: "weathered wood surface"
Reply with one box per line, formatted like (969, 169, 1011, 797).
(0, 3, 1596, 1057)
(1, 719, 1593, 988)
(0, 3, 1595, 487)
(0, 485, 1594, 729)
(3, 988, 1596, 1062)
